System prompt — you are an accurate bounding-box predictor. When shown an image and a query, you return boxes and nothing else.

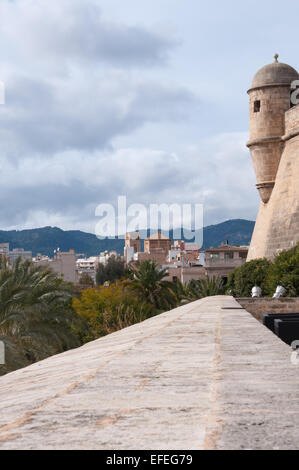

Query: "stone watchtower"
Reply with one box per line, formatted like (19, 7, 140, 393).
(247, 55, 299, 260)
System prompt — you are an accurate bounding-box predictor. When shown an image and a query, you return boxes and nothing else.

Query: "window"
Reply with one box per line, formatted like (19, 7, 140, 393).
(239, 251, 247, 259)
(224, 252, 234, 260)
(210, 253, 219, 260)
(254, 100, 261, 113)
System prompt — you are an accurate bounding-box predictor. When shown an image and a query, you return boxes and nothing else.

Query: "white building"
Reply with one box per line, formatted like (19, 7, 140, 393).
(76, 257, 100, 283)
(76, 251, 122, 284)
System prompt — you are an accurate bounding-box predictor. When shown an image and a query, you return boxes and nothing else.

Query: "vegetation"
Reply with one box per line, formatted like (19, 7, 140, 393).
(266, 244, 299, 297)
(79, 272, 94, 286)
(227, 258, 271, 297)
(0, 257, 86, 376)
(96, 256, 125, 286)
(186, 276, 225, 299)
(73, 262, 225, 342)
(72, 280, 155, 340)
(129, 261, 177, 310)
(168, 276, 225, 305)
(7, 242, 298, 376)
(227, 243, 299, 297)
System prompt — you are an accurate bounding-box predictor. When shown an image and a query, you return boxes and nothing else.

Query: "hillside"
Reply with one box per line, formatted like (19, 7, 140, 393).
(0, 219, 255, 257)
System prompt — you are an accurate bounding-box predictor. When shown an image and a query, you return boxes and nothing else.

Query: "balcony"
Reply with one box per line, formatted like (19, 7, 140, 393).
(205, 257, 246, 268)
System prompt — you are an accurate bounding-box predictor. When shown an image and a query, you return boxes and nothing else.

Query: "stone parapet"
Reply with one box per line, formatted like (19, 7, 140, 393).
(237, 297, 299, 322)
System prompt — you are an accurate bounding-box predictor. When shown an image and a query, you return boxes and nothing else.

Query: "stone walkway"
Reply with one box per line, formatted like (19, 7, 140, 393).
(0, 296, 298, 450)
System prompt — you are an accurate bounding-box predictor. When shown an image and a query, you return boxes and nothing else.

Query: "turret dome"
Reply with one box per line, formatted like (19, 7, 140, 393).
(250, 55, 299, 90)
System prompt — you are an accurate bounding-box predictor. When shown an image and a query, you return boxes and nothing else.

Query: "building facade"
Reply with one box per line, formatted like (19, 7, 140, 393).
(8, 248, 32, 265)
(205, 245, 248, 281)
(144, 232, 171, 255)
(0, 243, 32, 265)
(124, 232, 141, 264)
(34, 249, 77, 283)
(164, 265, 206, 283)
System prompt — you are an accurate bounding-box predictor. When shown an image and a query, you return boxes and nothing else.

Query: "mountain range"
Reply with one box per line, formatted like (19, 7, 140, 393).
(0, 219, 255, 257)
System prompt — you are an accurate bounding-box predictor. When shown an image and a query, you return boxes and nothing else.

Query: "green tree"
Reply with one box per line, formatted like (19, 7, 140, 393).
(96, 256, 125, 285)
(79, 272, 94, 286)
(73, 280, 155, 340)
(129, 261, 177, 310)
(227, 258, 271, 297)
(0, 257, 85, 375)
(266, 243, 299, 296)
(187, 276, 225, 299)
(165, 276, 225, 305)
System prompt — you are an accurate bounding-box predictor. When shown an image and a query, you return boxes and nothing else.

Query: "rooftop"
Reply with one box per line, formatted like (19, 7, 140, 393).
(126, 232, 140, 240)
(206, 245, 249, 252)
(145, 232, 171, 241)
(250, 55, 299, 90)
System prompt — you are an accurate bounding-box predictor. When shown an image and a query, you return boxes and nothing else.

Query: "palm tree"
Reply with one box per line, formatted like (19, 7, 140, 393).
(186, 276, 225, 300)
(129, 260, 177, 310)
(0, 257, 83, 370)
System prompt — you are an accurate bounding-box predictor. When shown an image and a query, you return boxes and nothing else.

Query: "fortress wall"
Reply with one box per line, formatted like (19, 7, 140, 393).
(264, 133, 299, 258)
(247, 202, 271, 260)
(247, 106, 299, 261)
(0, 296, 299, 450)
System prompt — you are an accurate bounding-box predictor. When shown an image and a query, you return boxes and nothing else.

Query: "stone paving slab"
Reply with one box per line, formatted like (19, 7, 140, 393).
(0, 296, 298, 450)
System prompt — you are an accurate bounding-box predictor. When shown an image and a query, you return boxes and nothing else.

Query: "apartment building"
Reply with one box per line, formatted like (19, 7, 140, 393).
(205, 244, 248, 282)
(34, 249, 77, 283)
(0, 243, 32, 265)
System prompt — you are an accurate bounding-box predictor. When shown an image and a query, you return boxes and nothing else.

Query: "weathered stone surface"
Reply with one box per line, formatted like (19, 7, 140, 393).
(0, 296, 298, 450)
(247, 60, 299, 260)
(237, 298, 299, 322)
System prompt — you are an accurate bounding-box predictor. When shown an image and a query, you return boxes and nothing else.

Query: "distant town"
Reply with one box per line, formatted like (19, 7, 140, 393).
(0, 232, 249, 286)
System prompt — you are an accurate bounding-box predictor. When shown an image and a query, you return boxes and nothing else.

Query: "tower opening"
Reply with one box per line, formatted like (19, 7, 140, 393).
(254, 100, 261, 113)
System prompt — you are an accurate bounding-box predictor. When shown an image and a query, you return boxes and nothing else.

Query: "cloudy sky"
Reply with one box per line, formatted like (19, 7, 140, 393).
(0, 0, 298, 233)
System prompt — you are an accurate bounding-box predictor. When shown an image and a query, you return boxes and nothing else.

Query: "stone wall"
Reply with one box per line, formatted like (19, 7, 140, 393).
(1, 296, 299, 450)
(237, 297, 299, 322)
(247, 105, 299, 261)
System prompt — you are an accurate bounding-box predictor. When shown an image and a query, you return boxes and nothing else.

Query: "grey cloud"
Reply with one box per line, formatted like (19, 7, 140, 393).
(0, 75, 196, 155)
(0, 0, 260, 233)
(130, 83, 197, 122)
(0, 0, 177, 68)
(0, 134, 258, 231)
(0, 182, 102, 228)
